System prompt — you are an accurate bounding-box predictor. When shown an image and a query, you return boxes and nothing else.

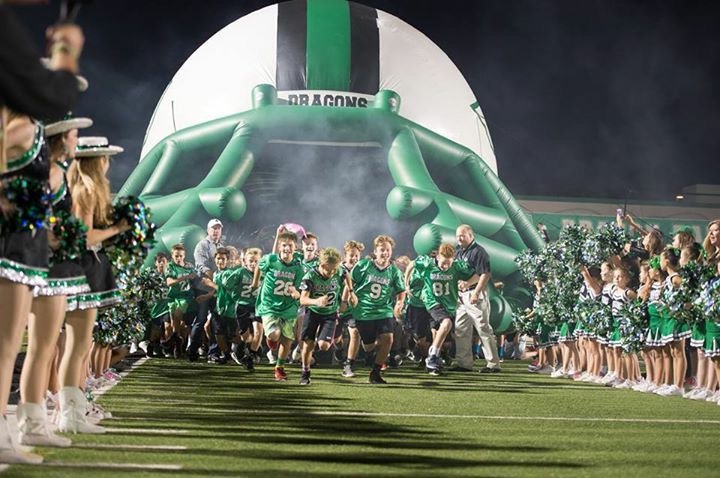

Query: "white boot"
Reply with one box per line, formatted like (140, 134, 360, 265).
(17, 403, 72, 448)
(0, 414, 43, 464)
(57, 387, 106, 434)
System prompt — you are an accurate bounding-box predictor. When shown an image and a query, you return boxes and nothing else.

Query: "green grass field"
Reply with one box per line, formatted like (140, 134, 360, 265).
(4, 359, 720, 477)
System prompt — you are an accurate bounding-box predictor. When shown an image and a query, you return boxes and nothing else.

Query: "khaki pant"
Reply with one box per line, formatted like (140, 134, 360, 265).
(454, 290, 500, 369)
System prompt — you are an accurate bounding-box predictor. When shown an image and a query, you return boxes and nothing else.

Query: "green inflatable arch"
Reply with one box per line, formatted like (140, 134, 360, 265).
(119, 0, 544, 332)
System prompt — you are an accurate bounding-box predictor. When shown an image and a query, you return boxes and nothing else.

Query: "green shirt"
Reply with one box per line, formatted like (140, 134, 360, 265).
(415, 257, 474, 316)
(256, 253, 304, 320)
(406, 258, 427, 308)
(213, 267, 244, 318)
(300, 266, 346, 315)
(350, 257, 404, 321)
(233, 267, 257, 307)
(166, 262, 195, 301)
(339, 263, 356, 318)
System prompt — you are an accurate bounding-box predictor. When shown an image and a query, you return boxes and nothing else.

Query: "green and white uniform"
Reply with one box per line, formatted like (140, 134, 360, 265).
(213, 267, 245, 319)
(166, 262, 195, 314)
(350, 257, 404, 321)
(406, 259, 426, 309)
(301, 266, 346, 316)
(413, 256, 474, 317)
(256, 253, 304, 321)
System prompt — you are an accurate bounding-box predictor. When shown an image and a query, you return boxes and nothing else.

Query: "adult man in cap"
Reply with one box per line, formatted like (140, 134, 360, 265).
(186, 219, 225, 361)
(453, 224, 501, 373)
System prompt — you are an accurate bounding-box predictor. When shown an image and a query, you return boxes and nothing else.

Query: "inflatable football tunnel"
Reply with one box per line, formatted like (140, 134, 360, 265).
(119, 0, 544, 332)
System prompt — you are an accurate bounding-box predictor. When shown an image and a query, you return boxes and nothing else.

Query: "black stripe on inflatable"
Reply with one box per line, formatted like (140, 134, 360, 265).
(276, 0, 308, 90)
(349, 2, 379, 95)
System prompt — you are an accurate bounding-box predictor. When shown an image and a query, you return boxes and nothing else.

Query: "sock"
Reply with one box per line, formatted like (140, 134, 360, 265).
(345, 358, 355, 366)
(276, 358, 286, 368)
(473, 344, 481, 355)
(428, 346, 438, 357)
(372, 363, 381, 373)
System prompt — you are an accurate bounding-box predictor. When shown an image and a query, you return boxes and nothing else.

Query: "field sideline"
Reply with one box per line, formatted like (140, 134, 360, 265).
(3, 359, 719, 477)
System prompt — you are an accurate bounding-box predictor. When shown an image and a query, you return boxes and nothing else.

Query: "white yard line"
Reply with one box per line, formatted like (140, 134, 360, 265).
(224, 408, 720, 425)
(41, 462, 182, 470)
(104, 427, 189, 435)
(72, 444, 188, 451)
(306, 410, 720, 425)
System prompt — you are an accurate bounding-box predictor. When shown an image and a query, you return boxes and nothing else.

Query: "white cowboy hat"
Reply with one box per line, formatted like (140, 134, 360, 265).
(75, 136, 124, 157)
(45, 114, 93, 137)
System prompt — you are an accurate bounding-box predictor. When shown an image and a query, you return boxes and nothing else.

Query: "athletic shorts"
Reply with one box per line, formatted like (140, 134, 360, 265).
(151, 313, 170, 327)
(235, 305, 254, 335)
(212, 313, 238, 338)
(301, 311, 337, 343)
(356, 318, 394, 345)
(406, 305, 432, 342)
(428, 305, 453, 331)
(262, 316, 296, 340)
(334, 314, 357, 338)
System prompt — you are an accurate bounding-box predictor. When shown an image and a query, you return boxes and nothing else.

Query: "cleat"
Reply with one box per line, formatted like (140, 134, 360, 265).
(342, 363, 355, 378)
(230, 351, 243, 366)
(369, 369, 387, 384)
(299, 370, 311, 386)
(274, 367, 288, 381)
(425, 355, 441, 372)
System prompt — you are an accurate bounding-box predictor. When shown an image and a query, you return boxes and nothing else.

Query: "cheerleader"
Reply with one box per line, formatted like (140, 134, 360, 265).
(607, 267, 638, 388)
(634, 257, 666, 393)
(596, 262, 619, 385)
(575, 266, 603, 382)
(692, 221, 720, 402)
(552, 279, 581, 378)
(680, 243, 711, 399)
(0, 112, 50, 465)
(655, 248, 687, 396)
(702, 255, 720, 404)
(16, 115, 92, 448)
(57, 136, 129, 433)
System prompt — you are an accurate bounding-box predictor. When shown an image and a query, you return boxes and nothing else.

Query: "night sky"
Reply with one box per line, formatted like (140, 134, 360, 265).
(13, 0, 720, 202)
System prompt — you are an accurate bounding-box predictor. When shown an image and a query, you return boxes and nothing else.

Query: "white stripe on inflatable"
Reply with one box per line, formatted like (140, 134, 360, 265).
(376, 10, 498, 174)
(141, 4, 279, 158)
(140, 2, 499, 176)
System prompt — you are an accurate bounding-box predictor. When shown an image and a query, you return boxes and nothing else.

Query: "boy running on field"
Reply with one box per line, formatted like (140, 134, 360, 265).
(348, 235, 406, 384)
(337, 240, 364, 377)
(165, 244, 197, 358)
(298, 247, 350, 385)
(410, 243, 479, 375)
(253, 230, 304, 381)
(201, 248, 236, 364)
(243, 248, 264, 364)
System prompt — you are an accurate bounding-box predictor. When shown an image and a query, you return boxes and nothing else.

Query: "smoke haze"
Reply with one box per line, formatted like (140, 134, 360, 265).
(13, 0, 720, 205)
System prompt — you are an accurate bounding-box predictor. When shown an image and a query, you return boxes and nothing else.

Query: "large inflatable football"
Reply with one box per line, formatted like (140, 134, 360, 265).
(119, 0, 544, 331)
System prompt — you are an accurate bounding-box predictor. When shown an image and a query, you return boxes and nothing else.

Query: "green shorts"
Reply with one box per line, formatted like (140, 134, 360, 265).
(262, 315, 296, 340)
(169, 297, 191, 314)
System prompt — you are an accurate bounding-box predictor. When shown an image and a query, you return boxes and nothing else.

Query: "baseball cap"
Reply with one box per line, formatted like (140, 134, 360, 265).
(207, 219, 223, 230)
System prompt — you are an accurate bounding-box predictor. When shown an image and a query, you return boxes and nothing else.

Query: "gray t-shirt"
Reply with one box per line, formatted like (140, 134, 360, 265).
(193, 237, 223, 292)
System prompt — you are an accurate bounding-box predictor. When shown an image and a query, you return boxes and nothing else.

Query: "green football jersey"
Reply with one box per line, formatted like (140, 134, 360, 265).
(166, 262, 195, 301)
(339, 263, 355, 318)
(300, 266, 346, 315)
(302, 256, 320, 274)
(415, 258, 474, 316)
(406, 256, 430, 308)
(213, 267, 244, 318)
(234, 267, 257, 307)
(350, 257, 404, 321)
(256, 253, 304, 320)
